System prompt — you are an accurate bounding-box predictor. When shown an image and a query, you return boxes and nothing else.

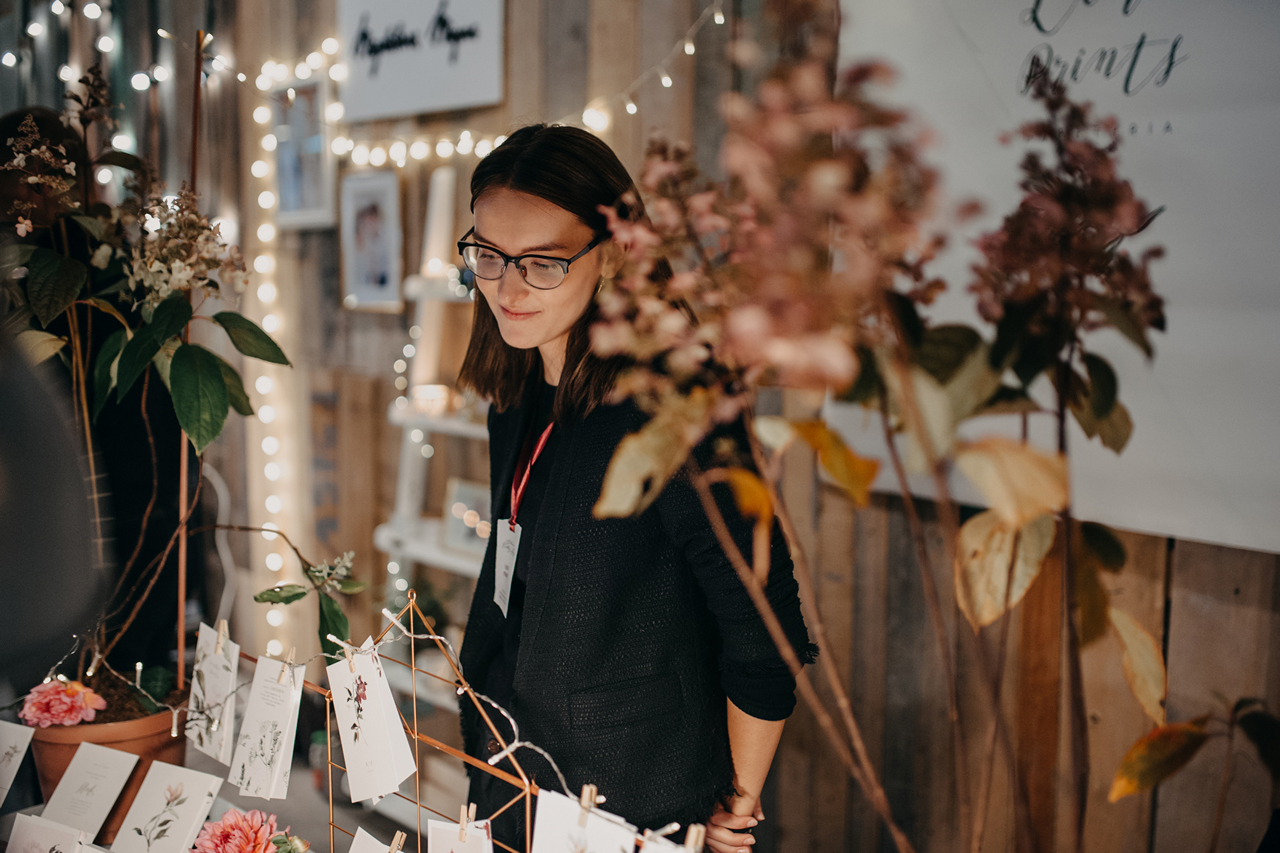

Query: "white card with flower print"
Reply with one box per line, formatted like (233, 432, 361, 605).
(186, 623, 239, 765)
(326, 637, 414, 802)
(9, 813, 85, 853)
(42, 743, 139, 836)
(109, 760, 222, 853)
(0, 718, 35, 803)
(227, 656, 304, 800)
(426, 818, 494, 853)
(529, 790, 637, 853)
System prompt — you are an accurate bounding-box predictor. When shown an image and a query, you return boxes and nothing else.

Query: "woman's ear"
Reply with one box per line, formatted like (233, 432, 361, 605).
(600, 239, 625, 279)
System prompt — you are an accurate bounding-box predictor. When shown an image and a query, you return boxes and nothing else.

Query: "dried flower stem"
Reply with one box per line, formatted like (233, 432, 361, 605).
(687, 461, 917, 853)
(1207, 716, 1237, 853)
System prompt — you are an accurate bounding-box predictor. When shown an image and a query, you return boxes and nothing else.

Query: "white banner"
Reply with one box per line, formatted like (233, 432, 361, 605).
(337, 0, 504, 123)
(835, 0, 1280, 553)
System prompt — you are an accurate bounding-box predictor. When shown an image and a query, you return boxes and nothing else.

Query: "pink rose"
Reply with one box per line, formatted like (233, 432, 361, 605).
(194, 809, 283, 853)
(19, 680, 107, 727)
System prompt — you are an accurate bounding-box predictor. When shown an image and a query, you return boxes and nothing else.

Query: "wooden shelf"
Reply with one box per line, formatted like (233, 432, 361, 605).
(374, 517, 484, 579)
(386, 407, 489, 441)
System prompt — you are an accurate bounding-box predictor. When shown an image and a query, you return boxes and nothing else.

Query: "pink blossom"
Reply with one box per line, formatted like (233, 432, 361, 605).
(194, 809, 281, 853)
(15, 217, 32, 237)
(19, 680, 107, 727)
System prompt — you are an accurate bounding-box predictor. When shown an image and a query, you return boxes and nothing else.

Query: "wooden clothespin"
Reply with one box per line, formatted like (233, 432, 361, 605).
(277, 646, 295, 685)
(215, 619, 229, 655)
(387, 831, 406, 853)
(683, 824, 706, 851)
(458, 802, 476, 841)
(344, 644, 356, 673)
(578, 783, 598, 827)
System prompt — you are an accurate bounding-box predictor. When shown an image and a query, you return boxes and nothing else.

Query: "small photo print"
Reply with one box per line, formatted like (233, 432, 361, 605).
(340, 170, 402, 312)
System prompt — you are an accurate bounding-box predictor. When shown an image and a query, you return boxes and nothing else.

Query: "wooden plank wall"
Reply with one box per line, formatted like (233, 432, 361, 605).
(765, 480, 1280, 853)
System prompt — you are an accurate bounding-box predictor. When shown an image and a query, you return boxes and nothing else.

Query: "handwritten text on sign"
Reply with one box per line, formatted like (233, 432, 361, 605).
(337, 0, 503, 123)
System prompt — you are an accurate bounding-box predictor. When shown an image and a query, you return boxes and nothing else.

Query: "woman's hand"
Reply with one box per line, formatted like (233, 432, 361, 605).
(706, 793, 763, 853)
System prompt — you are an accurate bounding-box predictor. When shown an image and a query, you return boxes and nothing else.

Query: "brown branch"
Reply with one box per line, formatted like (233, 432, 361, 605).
(192, 523, 317, 570)
(104, 370, 159, 619)
(1207, 716, 1237, 853)
(686, 461, 917, 853)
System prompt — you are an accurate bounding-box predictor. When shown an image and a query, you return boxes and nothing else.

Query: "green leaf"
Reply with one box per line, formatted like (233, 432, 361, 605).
(1081, 521, 1127, 572)
(915, 324, 982, 385)
(136, 665, 175, 715)
(212, 353, 254, 416)
(116, 295, 193, 400)
(95, 150, 146, 172)
(25, 247, 87, 327)
(1238, 710, 1280, 782)
(1095, 295, 1153, 358)
(0, 243, 37, 280)
(989, 294, 1045, 371)
(15, 329, 66, 365)
(1083, 352, 1118, 419)
(169, 343, 229, 454)
(884, 291, 924, 349)
(971, 385, 1041, 418)
(1012, 334, 1057, 387)
(1076, 558, 1109, 646)
(92, 328, 126, 421)
(840, 346, 882, 406)
(318, 592, 348, 659)
(87, 296, 131, 332)
(1109, 718, 1210, 801)
(254, 584, 310, 604)
(334, 578, 369, 595)
(70, 214, 107, 242)
(213, 312, 291, 365)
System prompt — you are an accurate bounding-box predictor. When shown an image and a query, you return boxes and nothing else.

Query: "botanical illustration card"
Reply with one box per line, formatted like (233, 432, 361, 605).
(227, 656, 304, 799)
(345, 828, 389, 853)
(186, 623, 239, 765)
(0, 718, 35, 802)
(363, 637, 416, 787)
(8, 813, 84, 853)
(109, 760, 222, 853)
(425, 818, 493, 853)
(42, 743, 139, 836)
(326, 650, 388, 802)
(529, 790, 637, 853)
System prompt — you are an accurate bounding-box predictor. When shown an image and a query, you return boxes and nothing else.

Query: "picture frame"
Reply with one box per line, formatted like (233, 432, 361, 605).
(339, 170, 403, 312)
(442, 478, 491, 555)
(269, 81, 335, 229)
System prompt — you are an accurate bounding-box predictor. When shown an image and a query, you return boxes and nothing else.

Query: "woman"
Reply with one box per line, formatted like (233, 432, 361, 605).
(455, 124, 814, 853)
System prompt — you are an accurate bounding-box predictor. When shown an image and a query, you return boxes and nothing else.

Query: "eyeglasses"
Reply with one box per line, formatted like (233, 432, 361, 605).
(456, 227, 606, 290)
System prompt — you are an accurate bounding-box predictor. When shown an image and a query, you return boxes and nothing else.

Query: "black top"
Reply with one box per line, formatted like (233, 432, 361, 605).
(481, 380, 558, 709)
(459, 375, 816, 839)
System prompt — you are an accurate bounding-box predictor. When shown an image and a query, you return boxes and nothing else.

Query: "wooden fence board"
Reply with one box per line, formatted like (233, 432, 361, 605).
(849, 494, 891, 853)
(1154, 540, 1280, 853)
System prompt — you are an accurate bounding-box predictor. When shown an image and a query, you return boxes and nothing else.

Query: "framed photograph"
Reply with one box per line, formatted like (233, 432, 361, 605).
(270, 81, 335, 229)
(340, 170, 402, 311)
(442, 478, 491, 555)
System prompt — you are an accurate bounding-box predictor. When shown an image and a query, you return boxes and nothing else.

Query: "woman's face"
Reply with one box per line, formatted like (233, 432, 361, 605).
(471, 187, 606, 368)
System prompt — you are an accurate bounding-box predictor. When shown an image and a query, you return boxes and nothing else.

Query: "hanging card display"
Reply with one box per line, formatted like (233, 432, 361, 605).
(186, 622, 239, 765)
(227, 656, 304, 799)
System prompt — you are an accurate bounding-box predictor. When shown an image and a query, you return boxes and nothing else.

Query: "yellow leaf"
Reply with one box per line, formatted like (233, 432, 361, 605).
(1109, 717, 1209, 802)
(751, 415, 796, 452)
(88, 296, 133, 337)
(954, 511, 1056, 630)
(722, 467, 772, 524)
(594, 388, 713, 519)
(954, 436, 1069, 529)
(1110, 606, 1167, 725)
(880, 353, 954, 471)
(15, 329, 66, 364)
(792, 420, 880, 507)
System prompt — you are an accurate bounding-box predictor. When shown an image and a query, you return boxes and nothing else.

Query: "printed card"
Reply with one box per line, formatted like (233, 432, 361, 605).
(186, 623, 239, 765)
(227, 656, 304, 800)
(0, 718, 35, 802)
(109, 760, 222, 853)
(363, 638, 416, 785)
(8, 813, 85, 853)
(426, 818, 494, 853)
(326, 651, 389, 802)
(42, 743, 139, 836)
(345, 828, 389, 853)
(529, 790, 637, 853)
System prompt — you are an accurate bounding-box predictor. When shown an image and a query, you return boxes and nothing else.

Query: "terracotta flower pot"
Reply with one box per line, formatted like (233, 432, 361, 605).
(29, 708, 188, 846)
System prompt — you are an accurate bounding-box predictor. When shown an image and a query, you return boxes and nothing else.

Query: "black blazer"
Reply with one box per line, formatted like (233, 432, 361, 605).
(458, 378, 814, 832)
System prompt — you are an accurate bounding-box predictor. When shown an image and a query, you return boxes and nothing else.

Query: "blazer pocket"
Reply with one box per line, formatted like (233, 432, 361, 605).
(568, 672, 682, 730)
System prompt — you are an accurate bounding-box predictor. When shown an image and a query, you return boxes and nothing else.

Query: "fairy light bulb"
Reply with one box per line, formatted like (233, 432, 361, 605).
(266, 553, 284, 571)
(660, 67, 673, 88)
(625, 96, 637, 115)
(683, 39, 695, 55)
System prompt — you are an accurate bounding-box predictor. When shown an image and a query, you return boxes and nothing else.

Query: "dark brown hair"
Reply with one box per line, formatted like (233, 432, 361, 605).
(457, 124, 650, 423)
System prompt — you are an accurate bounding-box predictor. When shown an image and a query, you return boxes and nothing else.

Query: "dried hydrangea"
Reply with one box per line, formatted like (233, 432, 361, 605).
(128, 185, 248, 306)
(3, 113, 77, 220)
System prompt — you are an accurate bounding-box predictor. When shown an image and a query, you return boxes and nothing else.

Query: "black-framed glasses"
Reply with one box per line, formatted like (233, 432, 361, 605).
(456, 227, 606, 290)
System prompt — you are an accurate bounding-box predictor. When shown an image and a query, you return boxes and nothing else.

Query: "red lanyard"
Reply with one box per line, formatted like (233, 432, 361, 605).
(509, 423, 554, 531)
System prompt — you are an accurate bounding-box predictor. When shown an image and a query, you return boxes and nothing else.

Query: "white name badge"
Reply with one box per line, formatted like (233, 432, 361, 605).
(493, 519, 521, 617)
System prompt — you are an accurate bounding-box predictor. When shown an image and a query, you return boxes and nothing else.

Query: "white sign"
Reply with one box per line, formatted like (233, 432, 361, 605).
(836, 0, 1280, 553)
(337, 0, 504, 122)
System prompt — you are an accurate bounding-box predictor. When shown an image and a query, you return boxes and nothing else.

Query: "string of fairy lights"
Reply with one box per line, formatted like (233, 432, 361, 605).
(7, 0, 729, 654)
